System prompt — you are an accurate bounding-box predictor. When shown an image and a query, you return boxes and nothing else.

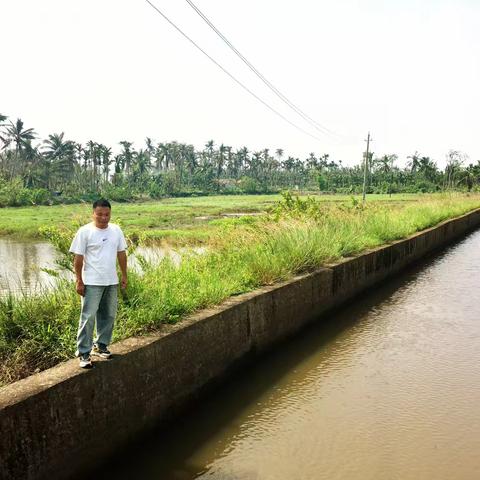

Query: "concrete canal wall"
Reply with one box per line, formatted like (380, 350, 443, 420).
(1, 209, 480, 480)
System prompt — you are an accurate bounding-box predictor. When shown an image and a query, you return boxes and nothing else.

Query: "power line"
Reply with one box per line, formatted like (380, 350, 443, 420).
(144, 0, 324, 142)
(184, 0, 343, 140)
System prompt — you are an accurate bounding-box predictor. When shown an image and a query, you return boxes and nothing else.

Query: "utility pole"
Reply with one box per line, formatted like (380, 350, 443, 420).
(362, 132, 372, 205)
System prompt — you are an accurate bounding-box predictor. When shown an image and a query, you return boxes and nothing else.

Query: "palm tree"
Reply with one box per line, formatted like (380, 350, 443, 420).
(250, 151, 262, 180)
(217, 144, 227, 186)
(407, 152, 421, 174)
(373, 154, 397, 195)
(444, 150, 465, 190)
(43, 133, 75, 163)
(43, 133, 76, 189)
(275, 148, 284, 163)
(237, 147, 249, 177)
(182, 144, 197, 176)
(86, 141, 100, 190)
(168, 141, 183, 182)
(225, 146, 235, 177)
(100, 145, 113, 183)
(0, 114, 7, 155)
(21, 142, 42, 188)
(306, 152, 318, 170)
(156, 142, 170, 171)
(145, 137, 155, 156)
(145, 137, 155, 173)
(204, 140, 215, 169)
(113, 154, 124, 185)
(133, 150, 151, 185)
(2, 118, 36, 153)
(119, 141, 134, 175)
(418, 156, 438, 183)
(282, 156, 295, 172)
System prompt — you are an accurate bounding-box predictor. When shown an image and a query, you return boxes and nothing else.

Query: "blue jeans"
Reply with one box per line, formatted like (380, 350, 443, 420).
(77, 285, 118, 356)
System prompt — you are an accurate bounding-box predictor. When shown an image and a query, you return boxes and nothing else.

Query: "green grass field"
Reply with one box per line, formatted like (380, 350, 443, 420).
(0, 193, 422, 242)
(2, 192, 480, 386)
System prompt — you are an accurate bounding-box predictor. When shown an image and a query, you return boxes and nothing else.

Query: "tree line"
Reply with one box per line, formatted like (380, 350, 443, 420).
(0, 113, 478, 206)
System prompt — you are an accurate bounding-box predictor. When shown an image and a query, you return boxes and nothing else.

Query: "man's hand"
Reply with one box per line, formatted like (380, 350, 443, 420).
(76, 280, 85, 297)
(117, 250, 128, 290)
(73, 254, 85, 296)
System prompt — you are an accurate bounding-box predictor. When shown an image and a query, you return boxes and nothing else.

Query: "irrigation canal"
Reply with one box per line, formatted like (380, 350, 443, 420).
(75, 230, 480, 479)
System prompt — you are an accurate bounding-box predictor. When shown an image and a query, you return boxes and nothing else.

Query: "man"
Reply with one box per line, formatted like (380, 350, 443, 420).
(69, 199, 128, 368)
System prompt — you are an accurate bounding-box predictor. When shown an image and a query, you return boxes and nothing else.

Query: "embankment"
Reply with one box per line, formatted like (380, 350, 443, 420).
(1, 209, 479, 480)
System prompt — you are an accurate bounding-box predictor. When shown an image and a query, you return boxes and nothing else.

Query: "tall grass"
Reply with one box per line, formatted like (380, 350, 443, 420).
(1, 194, 480, 385)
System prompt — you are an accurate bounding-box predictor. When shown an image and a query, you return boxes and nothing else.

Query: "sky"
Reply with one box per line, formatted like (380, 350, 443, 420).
(1, 0, 479, 167)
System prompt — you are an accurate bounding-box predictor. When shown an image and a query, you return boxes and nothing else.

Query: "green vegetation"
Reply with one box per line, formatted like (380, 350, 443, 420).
(1, 113, 479, 209)
(0, 195, 280, 241)
(1, 193, 480, 386)
(0, 193, 420, 243)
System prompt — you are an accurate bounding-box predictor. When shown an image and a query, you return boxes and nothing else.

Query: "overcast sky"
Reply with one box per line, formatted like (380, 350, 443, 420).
(1, 0, 479, 167)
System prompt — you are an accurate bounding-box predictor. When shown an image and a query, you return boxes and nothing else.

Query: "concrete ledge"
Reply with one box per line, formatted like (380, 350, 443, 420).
(1, 208, 480, 479)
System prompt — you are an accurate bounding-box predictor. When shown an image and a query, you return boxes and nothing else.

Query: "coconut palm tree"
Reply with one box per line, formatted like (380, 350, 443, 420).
(155, 143, 170, 171)
(204, 140, 215, 169)
(43, 133, 76, 189)
(236, 147, 249, 177)
(217, 143, 228, 186)
(181, 144, 197, 176)
(407, 152, 421, 174)
(119, 141, 134, 176)
(2, 118, 36, 153)
(417, 156, 438, 183)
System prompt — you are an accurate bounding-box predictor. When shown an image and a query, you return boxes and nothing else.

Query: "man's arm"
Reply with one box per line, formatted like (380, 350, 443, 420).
(73, 254, 85, 296)
(117, 250, 127, 289)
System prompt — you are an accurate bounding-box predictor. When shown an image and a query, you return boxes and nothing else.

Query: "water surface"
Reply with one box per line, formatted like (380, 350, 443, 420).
(101, 231, 480, 480)
(0, 237, 58, 295)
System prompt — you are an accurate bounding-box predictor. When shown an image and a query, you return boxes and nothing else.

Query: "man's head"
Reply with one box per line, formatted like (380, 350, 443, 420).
(92, 199, 111, 229)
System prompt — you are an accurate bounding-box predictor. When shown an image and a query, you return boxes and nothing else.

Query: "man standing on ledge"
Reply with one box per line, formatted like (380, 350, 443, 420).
(69, 199, 128, 368)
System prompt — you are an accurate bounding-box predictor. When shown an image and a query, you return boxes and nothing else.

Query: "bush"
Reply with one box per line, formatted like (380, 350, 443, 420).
(0, 178, 32, 206)
(30, 188, 51, 205)
(100, 185, 135, 202)
(239, 176, 261, 194)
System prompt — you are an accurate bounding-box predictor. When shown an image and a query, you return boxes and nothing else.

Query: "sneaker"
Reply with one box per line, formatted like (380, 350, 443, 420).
(79, 354, 92, 369)
(92, 344, 112, 359)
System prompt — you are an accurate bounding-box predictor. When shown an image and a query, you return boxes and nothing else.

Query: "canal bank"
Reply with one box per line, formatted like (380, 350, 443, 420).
(1, 209, 480, 480)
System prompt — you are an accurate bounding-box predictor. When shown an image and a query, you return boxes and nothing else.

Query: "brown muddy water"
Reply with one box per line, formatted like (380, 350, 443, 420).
(0, 237, 58, 295)
(0, 238, 203, 296)
(96, 231, 480, 480)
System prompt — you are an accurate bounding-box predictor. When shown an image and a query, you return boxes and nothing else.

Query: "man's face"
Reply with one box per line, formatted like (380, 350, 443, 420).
(92, 206, 111, 228)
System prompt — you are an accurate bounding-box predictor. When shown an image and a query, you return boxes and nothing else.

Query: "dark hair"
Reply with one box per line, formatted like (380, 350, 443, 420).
(93, 198, 111, 209)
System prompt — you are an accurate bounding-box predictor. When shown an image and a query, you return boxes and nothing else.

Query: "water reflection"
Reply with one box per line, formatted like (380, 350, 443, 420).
(0, 237, 59, 296)
(0, 238, 206, 296)
(99, 230, 480, 480)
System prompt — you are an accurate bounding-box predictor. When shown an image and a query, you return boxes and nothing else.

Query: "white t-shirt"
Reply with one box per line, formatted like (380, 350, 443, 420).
(69, 222, 127, 286)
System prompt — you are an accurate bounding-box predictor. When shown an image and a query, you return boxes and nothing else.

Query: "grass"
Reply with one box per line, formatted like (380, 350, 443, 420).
(1, 192, 480, 386)
(0, 194, 281, 240)
(0, 193, 421, 244)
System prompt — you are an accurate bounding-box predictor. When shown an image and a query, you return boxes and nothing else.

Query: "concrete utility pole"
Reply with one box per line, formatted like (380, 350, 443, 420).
(362, 132, 372, 205)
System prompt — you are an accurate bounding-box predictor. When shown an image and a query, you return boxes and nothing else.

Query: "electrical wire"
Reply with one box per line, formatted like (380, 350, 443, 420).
(184, 0, 343, 140)
(144, 0, 325, 142)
